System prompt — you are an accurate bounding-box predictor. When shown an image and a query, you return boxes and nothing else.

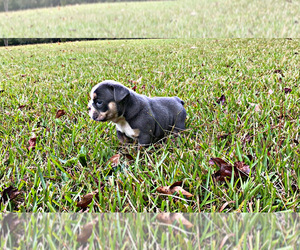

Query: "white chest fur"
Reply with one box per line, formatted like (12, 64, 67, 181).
(115, 118, 140, 139)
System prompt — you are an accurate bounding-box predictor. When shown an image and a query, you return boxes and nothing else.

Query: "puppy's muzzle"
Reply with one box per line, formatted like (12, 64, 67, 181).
(88, 101, 118, 122)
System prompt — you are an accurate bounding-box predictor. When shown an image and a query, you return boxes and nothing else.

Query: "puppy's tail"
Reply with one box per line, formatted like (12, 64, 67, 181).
(174, 96, 185, 106)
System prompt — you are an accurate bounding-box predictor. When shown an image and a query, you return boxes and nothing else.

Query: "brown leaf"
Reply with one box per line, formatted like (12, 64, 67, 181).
(77, 218, 99, 243)
(157, 182, 193, 198)
(219, 200, 235, 212)
(234, 161, 250, 176)
(55, 109, 66, 118)
(217, 133, 231, 141)
(28, 137, 37, 150)
(18, 105, 26, 109)
(216, 95, 226, 105)
(209, 158, 230, 168)
(157, 213, 193, 229)
(283, 87, 292, 94)
(107, 154, 120, 167)
(1, 213, 23, 236)
(1, 186, 21, 204)
(124, 154, 134, 161)
(210, 158, 251, 182)
(76, 190, 99, 209)
(274, 69, 284, 77)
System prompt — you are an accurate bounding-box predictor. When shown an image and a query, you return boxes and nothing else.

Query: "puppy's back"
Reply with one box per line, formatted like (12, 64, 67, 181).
(149, 96, 186, 132)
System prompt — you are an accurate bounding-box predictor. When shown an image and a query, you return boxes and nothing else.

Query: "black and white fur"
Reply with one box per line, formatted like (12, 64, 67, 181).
(88, 80, 186, 145)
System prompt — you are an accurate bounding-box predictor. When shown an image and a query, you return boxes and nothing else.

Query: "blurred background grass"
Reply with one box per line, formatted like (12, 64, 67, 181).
(0, 0, 299, 38)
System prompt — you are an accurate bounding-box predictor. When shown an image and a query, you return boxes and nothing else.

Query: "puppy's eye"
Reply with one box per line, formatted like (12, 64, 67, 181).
(96, 100, 103, 106)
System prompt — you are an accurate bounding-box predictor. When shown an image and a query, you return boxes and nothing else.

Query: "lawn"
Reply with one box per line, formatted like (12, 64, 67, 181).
(0, 0, 299, 38)
(0, 39, 299, 213)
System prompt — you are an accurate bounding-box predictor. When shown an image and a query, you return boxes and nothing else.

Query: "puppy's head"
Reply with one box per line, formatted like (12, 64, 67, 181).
(88, 80, 130, 122)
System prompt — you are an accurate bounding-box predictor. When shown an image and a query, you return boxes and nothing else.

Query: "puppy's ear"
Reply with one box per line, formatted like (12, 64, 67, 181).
(113, 85, 130, 102)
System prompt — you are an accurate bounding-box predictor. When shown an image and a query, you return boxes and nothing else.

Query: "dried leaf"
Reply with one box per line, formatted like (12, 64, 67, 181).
(55, 109, 66, 118)
(76, 190, 99, 209)
(27, 137, 37, 150)
(157, 182, 193, 198)
(210, 158, 251, 182)
(283, 87, 292, 94)
(219, 201, 235, 212)
(217, 133, 231, 141)
(234, 161, 250, 176)
(274, 69, 284, 77)
(209, 158, 230, 168)
(157, 213, 193, 229)
(216, 95, 226, 105)
(18, 105, 26, 109)
(124, 154, 134, 161)
(77, 218, 98, 243)
(1, 186, 21, 204)
(107, 154, 120, 167)
(1, 213, 23, 236)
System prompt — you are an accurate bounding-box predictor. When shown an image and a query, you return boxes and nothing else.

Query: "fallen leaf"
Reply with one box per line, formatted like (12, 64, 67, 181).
(209, 158, 251, 182)
(55, 109, 66, 118)
(216, 95, 226, 105)
(274, 69, 284, 77)
(157, 181, 193, 198)
(217, 133, 231, 141)
(107, 154, 120, 167)
(157, 213, 193, 229)
(219, 201, 235, 212)
(77, 218, 99, 243)
(124, 154, 134, 161)
(218, 233, 235, 250)
(1, 186, 21, 204)
(1, 213, 23, 236)
(76, 190, 99, 209)
(283, 87, 292, 94)
(234, 161, 250, 176)
(18, 105, 26, 109)
(27, 136, 37, 151)
(209, 158, 229, 168)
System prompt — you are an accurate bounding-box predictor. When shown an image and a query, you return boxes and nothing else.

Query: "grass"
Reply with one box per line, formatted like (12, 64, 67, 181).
(0, 38, 299, 213)
(0, 0, 299, 38)
(1, 213, 299, 248)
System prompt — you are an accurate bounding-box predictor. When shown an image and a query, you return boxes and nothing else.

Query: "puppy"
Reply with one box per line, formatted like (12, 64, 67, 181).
(88, 80, 186, 145)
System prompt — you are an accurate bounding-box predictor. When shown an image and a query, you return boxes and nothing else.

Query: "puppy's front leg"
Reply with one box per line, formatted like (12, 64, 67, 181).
(138, 133, 152, 146)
